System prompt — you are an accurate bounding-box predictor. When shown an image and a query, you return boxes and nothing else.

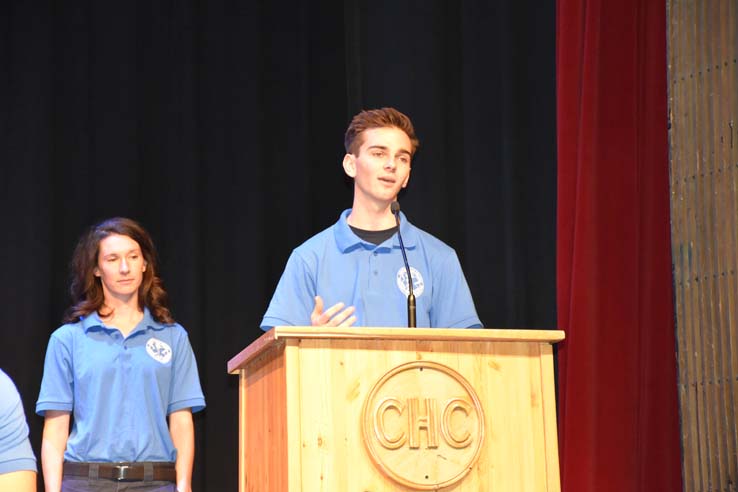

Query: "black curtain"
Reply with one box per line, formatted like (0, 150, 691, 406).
(0, 1, 555, 490)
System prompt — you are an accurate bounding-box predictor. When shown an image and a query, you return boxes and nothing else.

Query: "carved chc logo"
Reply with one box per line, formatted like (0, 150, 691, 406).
(361, 361, 485, 490)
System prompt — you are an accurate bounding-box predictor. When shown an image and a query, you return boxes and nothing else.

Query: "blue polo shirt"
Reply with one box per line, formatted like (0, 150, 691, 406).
(0, 369, 37, 474)
(36, 309, 206, 463)
(261, 209, 481, 329)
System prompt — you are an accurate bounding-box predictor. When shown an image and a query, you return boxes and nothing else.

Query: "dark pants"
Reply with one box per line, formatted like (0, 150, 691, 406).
(61, 477, 176, 492)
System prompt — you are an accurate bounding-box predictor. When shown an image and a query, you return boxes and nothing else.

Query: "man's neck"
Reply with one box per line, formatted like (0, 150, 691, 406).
(347, 200, 397, 231)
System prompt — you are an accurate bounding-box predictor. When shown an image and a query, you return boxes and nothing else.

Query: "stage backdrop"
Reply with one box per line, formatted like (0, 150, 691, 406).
(556, 0, 683, 490)
(0, 2, 555, 490)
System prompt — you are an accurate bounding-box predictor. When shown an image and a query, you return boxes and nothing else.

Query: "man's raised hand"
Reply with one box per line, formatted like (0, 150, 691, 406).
(311, 295, 357, 327)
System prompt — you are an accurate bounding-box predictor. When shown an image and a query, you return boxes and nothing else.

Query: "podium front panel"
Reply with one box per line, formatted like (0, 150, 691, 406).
(231, 329, 561, 492)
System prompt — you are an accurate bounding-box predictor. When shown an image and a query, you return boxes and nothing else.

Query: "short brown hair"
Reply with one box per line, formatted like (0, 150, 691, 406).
(63, 217, 174, 324)
(344, 107, 420, 156)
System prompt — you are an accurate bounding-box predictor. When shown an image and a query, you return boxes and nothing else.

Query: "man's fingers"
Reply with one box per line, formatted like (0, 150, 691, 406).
(338, 315, 357, 327)
(311, 296, 324, 317)
(311, 297, 357, 326)
(312, 298, 349, 326)
(321, 302, 346, 322)
(311, 296, 328, 325)
(330, 306, 356, 326)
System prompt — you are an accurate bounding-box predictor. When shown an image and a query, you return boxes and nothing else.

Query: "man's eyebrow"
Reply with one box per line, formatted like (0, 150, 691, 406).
(365, 145, 411, 156)
(367, 145, 410, 153)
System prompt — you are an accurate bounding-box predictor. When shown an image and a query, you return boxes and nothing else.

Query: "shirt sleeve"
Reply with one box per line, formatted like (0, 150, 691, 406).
(260, 251, 317, 330)
(168, 328, 206, 414)
(0, 370, 37, 474)
(430, 250, 483, 328)
(36, 331, 75, 415)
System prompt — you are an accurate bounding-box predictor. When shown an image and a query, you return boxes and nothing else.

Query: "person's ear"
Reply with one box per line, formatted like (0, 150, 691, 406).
(401, 168, 411, 188)
(342, 154, 357, 178)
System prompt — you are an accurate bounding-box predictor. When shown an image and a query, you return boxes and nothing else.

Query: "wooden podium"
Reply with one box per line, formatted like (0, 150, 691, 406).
(227, 327, 564, 491)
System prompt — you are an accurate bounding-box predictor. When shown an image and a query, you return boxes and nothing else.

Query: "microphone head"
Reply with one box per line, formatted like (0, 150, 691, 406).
(391, 201, 401, 214)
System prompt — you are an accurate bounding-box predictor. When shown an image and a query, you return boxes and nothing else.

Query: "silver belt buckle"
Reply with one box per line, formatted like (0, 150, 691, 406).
(115, 464, 131, 481)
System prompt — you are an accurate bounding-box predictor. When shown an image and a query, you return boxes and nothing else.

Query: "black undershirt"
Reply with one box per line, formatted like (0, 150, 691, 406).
(350, 225, 398, 245)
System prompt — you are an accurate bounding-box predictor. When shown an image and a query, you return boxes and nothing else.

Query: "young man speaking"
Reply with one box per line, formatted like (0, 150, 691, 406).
(261, 107, 481, 330)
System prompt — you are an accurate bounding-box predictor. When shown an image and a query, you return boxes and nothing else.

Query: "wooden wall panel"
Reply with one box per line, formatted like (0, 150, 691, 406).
(667, 1, 738, 490)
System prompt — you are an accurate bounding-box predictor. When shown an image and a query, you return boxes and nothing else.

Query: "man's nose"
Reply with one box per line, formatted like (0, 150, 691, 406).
(384, 158, 397, 170)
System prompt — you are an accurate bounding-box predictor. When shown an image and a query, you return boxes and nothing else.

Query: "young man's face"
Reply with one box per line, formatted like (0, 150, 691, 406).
(342, 126, 412, 208)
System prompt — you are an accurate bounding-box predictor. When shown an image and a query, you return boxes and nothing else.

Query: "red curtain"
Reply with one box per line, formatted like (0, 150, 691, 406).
(556, 0, 683, 490)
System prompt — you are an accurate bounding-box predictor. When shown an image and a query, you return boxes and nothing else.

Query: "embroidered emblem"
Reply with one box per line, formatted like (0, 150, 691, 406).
(396, 266, 425, 298)
(146, 337, 172, 364)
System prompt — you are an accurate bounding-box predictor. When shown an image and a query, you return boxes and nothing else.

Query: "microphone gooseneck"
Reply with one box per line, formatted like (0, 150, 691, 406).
(391, 201, 416, 328)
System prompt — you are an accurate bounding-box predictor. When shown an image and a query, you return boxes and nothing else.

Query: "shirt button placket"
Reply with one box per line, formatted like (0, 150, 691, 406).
(369, 250, 379, 287)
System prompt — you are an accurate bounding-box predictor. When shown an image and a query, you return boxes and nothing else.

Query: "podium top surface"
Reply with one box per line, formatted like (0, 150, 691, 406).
(227, 326, 564, 374)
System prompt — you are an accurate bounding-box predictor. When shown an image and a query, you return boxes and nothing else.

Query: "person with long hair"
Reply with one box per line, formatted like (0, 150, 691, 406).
(36, 217, 205, 492)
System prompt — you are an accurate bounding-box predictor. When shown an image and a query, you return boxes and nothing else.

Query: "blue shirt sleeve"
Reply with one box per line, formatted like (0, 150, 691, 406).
(0, 370, 37, 474)
(36, 330, 75, 415)
(430, 250, 483, 328)
(167, 328, 206, 414)
(260, 251, 317, 330)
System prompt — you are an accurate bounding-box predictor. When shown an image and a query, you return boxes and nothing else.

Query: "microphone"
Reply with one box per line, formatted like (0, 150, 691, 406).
(391, 201, 416, 328)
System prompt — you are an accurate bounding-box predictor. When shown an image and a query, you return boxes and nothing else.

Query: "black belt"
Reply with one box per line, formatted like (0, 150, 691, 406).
(63, 462, 176, 482)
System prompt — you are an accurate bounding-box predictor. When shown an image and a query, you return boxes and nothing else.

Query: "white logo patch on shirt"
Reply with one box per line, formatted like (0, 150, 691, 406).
(396, 266, 425, 298)
(146, 337, 172, 364)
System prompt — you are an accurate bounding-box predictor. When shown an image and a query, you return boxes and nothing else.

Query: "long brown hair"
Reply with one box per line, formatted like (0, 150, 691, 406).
(63, 217, 174, 324)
